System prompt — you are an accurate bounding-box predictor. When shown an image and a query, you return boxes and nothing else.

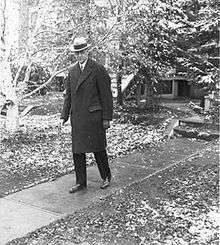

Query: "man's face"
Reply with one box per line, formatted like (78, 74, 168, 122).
(74, 49, 88, 63)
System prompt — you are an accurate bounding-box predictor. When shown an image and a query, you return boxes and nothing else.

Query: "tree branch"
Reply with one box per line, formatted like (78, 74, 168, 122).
(34, 30, 63, 38)
(22, 68, 67, 99)
(0, 0, 6, 42)
(13, 63, 24, 86)
(22, 10, 120, 100)
(107, 0, 117, 15)
(23, 61, 33, 84)
(91, 19, 118, 51)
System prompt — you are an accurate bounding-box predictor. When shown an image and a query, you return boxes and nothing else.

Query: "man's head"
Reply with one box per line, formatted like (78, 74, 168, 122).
(70, 37, 91, 64)
(75, 49, 89, 64)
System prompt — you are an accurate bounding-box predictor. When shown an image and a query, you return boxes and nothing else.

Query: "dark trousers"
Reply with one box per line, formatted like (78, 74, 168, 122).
(73, 150, 111, 187)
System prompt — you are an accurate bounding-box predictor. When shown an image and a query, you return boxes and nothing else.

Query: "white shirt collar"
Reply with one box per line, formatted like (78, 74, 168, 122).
(79, 58, 88, 71)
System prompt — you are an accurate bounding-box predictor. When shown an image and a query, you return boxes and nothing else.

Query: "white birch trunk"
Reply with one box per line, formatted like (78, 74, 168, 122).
(0, 57, 19, 135)
(0, 0, 19, 137)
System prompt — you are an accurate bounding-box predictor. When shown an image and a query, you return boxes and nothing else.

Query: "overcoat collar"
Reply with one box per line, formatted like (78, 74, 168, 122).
(75, 58, 94, 91)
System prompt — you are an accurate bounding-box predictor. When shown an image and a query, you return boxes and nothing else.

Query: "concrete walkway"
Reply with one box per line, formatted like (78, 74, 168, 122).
(0, 138, 207, 244)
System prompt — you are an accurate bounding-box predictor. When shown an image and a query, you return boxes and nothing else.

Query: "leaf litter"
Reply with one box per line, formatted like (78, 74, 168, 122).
(7, 142, 219, 245)
(0, 96, 175, 196)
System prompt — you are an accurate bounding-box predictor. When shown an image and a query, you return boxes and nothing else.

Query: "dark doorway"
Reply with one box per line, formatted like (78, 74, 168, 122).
(177, 80, 190, 97)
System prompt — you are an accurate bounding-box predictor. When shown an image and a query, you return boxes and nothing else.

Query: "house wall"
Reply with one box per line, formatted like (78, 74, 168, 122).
(190, 86, 205, 99)
(122, 74, 204, 100)
(157, 79, 202, 99)
(173, 80, 178, 98)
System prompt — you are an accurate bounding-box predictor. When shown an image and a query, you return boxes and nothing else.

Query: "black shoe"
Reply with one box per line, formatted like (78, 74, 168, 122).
(69, 184, 86, 193)
(100, 179, 110, 189)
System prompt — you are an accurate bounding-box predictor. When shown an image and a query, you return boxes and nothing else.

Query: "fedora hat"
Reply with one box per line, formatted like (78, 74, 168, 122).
(70, 37, 91, 52)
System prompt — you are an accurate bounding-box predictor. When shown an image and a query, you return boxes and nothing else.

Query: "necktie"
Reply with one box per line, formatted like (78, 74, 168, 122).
(78, 63, 82, 75)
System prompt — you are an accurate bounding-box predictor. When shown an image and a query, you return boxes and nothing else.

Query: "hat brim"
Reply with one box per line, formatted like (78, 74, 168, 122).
(70, 43, 91, 52)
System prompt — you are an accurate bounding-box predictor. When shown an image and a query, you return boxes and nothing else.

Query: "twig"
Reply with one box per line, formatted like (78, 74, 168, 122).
(34, 30, 63, 38)
(23, 61, 33, 84)
(91, 19, 118, 51)
(22, 68, 67, 99)
(22, 9, 120, 100)
(13, 63, 24, 86)
(0, 0, 6, 40)
(107, 0, 116, 15)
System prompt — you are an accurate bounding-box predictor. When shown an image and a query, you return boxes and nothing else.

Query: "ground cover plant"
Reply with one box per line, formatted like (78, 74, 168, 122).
(0, 92, 191, 196)
(7, 141, 219, 245)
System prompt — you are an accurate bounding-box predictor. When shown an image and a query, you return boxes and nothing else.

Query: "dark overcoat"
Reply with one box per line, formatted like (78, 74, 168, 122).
(61, 58, 113, 153)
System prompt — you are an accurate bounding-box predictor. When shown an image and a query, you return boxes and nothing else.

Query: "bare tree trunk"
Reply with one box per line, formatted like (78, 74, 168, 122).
(116, 2, 125, 106)
(0, 45, 19, 135)
(144, 79, 154, 109)
(0, 0, 19, 136)
(136, 83, 142, 107)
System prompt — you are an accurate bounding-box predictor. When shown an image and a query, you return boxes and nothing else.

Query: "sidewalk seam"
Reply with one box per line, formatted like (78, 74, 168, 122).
(90, 145, 210, 203)
(124, 148, 206, 189)
(115, 161, 149, 169)
(2, 197, 63, 217)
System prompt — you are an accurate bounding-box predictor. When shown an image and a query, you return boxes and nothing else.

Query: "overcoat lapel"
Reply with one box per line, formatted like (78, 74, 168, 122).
(75, 58, 93, 91)
(70, 63, 81, 91)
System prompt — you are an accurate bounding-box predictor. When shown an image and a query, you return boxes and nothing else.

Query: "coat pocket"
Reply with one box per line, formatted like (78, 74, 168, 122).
(88, 105, 102, 112)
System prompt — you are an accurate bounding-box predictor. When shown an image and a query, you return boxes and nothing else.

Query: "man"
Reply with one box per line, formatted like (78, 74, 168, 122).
(60, 37, 113, 193)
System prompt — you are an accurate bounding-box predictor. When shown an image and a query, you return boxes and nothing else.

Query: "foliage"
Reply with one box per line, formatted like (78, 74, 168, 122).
(4, 0, 219, 96)
(115, 0, 219, 94)
(175, 0, 219, 87)
(3, 0, 219, 108)
(24, 0, 111, 70)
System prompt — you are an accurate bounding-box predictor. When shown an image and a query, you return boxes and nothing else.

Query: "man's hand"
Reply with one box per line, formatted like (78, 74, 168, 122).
(103, 120, 110, 130)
